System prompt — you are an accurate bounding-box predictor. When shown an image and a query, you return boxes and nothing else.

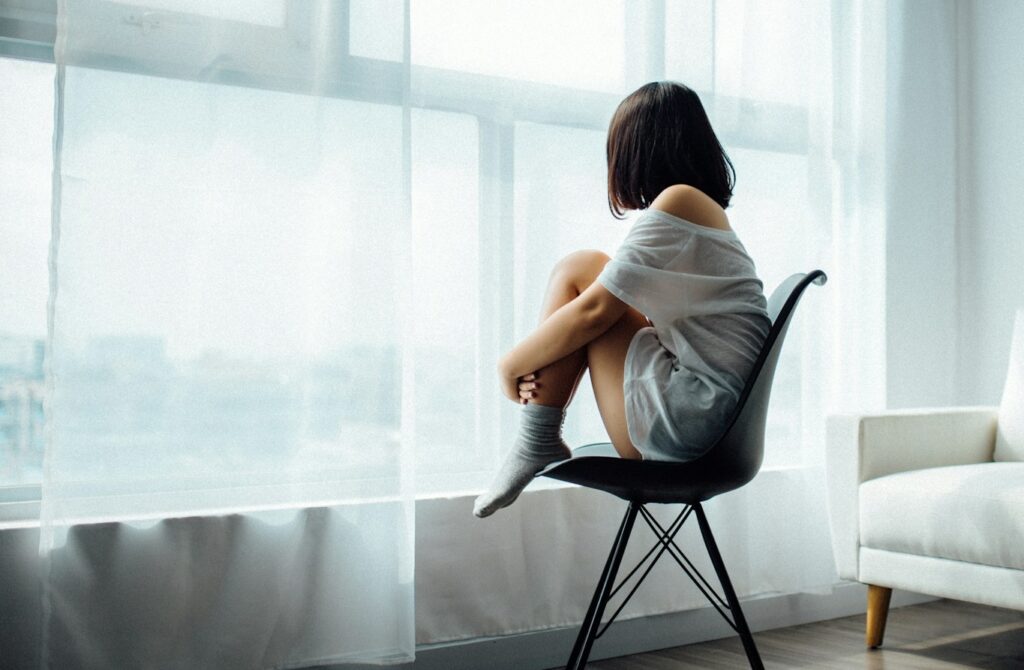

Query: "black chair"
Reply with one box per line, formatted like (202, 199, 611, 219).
(539, 270, 827, 670)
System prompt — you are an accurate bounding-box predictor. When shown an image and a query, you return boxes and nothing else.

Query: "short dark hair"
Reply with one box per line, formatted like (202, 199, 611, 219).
(606, 81, 735, 218)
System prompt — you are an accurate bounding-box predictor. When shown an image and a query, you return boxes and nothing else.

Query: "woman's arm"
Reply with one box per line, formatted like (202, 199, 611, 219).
(499, 281, 630, 394)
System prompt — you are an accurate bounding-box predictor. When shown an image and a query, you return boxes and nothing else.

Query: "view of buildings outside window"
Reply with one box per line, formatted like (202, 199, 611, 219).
(1, 57, 51, 486)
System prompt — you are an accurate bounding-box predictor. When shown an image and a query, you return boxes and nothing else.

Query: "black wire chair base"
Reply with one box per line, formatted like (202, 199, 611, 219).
(565, 501, 764, 670)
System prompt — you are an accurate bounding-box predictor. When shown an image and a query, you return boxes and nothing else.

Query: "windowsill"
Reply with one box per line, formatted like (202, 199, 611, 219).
(0, 464, 810, 530)
(1, 495, 399, 530)
(0, 485, 41, 529)
(0, 515, 39, 530)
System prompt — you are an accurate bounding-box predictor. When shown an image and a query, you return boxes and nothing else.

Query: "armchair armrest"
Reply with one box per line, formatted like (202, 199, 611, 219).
(824, 406, 998, 580)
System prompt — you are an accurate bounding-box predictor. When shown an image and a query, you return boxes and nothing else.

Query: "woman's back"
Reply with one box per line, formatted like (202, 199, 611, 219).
(595, 187, 770, 461)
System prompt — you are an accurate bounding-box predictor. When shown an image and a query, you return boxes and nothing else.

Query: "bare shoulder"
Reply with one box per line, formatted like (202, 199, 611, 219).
(649, 184, 731, 231)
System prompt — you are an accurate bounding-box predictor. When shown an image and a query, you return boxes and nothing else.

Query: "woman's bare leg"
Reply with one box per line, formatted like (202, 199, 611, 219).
(586, 308, 647, 459)
(521, 250, 646, 459)
(474, 249, 647, 517)
(524, 250, 604, 408)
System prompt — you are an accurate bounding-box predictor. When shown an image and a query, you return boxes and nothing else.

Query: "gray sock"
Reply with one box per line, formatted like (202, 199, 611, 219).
(473, 403, 572, 518)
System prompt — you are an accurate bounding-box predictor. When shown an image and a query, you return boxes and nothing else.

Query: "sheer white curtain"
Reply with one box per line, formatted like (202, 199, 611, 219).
(41, 1, 414, 667)
(37, 0, 890, 662)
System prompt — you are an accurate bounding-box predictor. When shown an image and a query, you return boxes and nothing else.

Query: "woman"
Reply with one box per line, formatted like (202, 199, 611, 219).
(474, 81, 771, 518)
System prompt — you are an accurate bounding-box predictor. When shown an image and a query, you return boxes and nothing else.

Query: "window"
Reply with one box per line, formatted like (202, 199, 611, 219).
(1, 1, 829, 502)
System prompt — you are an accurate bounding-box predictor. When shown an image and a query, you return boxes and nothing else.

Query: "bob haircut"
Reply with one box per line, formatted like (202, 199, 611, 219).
(606, 81, 735, 218)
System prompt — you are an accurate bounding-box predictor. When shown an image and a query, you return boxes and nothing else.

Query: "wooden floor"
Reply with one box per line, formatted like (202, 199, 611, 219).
(589, 600, 1024, 669)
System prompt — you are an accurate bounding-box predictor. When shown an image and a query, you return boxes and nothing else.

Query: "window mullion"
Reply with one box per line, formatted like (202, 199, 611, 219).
(476, 118, 516, 466)
(623, 0, 666, 87)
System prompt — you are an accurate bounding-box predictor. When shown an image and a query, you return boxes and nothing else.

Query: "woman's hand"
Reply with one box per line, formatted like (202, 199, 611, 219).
(516, 372, 540, 404)
(498, 358, 541, 404)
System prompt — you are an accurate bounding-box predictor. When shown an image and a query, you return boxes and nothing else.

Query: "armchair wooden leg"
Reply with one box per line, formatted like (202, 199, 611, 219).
(866, 584, 892, 649)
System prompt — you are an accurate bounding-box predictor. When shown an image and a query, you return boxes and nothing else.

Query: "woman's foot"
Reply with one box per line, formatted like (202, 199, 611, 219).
(473, 403, 572, 518)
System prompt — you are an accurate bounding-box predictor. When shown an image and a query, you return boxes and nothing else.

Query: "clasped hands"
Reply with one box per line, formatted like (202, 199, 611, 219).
(498, 358, 541, 405)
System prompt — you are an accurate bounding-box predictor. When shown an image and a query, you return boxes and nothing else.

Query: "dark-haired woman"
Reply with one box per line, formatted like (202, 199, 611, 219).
(474, 81, 770, 518)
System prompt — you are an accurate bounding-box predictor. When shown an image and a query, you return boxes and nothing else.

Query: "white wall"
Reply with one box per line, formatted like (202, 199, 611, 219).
(885, 0, 1024, 409)
(957, 0, 1024, 404)
(885, 0, 960, 409)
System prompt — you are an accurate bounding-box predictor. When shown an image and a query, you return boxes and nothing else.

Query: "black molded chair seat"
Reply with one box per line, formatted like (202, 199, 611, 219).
(540, 441, 754, 504)
(536, 270, 827, 670)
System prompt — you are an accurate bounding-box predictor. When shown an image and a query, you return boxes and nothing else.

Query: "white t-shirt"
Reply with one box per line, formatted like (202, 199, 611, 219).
(596, 208, 771, 461)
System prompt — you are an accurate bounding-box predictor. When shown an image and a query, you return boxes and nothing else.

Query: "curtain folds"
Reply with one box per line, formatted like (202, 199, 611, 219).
(42, 1, 414, 667)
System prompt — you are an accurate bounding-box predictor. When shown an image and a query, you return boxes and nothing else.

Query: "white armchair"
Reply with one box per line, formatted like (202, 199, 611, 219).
(825, 406, 1024, 647)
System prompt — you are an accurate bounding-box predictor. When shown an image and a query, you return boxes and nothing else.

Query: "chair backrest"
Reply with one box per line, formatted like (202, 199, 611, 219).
(691, 270, 827, 490)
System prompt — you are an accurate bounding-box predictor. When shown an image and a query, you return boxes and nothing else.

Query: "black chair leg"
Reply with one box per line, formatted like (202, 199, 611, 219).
(693, 503, 764, 670)
(566, 502, 639, 670)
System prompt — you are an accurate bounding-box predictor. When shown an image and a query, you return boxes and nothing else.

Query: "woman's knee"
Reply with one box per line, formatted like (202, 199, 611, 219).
(550, 249, 611, 289)
(589, 306, 649, 353)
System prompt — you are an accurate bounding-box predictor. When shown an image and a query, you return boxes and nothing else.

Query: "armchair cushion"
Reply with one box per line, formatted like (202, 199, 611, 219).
(860, 462, 1024, 570)
(825, 407, 998, 581)
(996, 309, 1024, 462)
